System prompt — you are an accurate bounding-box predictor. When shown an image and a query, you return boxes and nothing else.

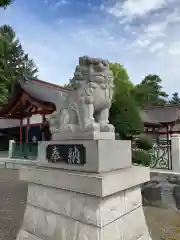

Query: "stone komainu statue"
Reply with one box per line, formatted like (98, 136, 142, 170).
(47, 56, 114, 135)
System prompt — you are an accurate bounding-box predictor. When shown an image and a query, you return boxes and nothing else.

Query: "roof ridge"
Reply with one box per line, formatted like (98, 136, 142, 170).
(25, 77, 70, 91)
(144, 104, 180, 110)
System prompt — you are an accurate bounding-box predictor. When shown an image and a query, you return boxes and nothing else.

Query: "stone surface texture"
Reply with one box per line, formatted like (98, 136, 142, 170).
(19, 166, 150, 197)
(16, 55, 151, 239)
(142, 170, 180, 211)
(17, 181, 151, 240)
(37, 139, 132, 173)
(171, 134, 180, 172)
(17, 166, 152, 240)
(46, 56, 115, 140)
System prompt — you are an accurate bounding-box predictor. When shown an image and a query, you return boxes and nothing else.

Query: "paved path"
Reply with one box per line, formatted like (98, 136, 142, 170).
(0, 170, 27, 240)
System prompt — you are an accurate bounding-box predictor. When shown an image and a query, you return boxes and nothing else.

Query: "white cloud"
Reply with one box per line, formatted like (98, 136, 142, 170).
(0, 5, 127, 84)
(1, 0, 180, 95)
(166, 8, 180, 23)
(168, 42, 180, 55)
(55, 0, 70, 6)
(49, 0, 71, 10)
(145, 22, 167, 37)
(149, 42, 164, 53)
(136, 39, 151, 47)
(56, 19, 64, 25)
(107, 0, 168, 21)
(100, 4, 105, 11)
(129, 7, 180, 56)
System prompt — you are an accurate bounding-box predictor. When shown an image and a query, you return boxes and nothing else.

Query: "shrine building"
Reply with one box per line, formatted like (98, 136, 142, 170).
(1, 76, 180, 158)
(0, 76, 69, 155)
(140, 104, 180, 142)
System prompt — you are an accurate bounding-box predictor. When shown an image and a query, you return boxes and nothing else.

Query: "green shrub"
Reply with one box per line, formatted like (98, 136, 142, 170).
(136, 136, 153, 151)
(132, 150, 151, 167)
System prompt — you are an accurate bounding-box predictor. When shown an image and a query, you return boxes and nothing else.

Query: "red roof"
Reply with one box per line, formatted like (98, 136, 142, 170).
(0, 77, 69, 118)
(31, 78, 70, 91)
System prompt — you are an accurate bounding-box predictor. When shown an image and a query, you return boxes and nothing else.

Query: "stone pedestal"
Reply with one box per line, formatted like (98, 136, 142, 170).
(37, 140, 132, 173)
(8, 139, 15, 158)
(171, 134, 180, 172)
(17, 166, 152, 240)
(16, 56, 152, 239)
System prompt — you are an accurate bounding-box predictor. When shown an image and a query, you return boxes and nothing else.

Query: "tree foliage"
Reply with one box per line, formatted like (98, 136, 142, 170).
(0, 25, 38, 104)
(135, 135, 152, 151)
(0, 0, 12, 8)
(109, 92, 143, 139)
(109, 63, 143, 139)
(64, 79, 73, 89)
(169, 92, 180, 104)
(109, 62, 133, 95)
(132, 150, 151, 167)
(132, 74, 168, 107)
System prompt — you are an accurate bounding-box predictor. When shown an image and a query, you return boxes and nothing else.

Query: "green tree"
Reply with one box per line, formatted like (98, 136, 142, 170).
(132, 136, 153, 167)
(110, 62, 133, 95)
(64, 79, 73, 89)
(0, 0, 12, 8)
(109, 92, 143, 139)
(109, 63, 143, 139)
(133, 74, 168, 107)
(169, 92, 180, 104)
(0, 25, 38, 104)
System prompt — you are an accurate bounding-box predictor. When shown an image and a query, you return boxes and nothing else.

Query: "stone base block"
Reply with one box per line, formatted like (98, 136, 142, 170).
(37, 139, 132, 173)
(19, 166, 150, 197)
(53, 131, 115, 141)
(17, 183, 151, 240)
(17, 166, 151, 239)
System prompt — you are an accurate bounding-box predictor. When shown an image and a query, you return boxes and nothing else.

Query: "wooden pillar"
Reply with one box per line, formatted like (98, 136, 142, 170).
(20, 118, 23, 144)
(41, 114, 45, 141)
(166, 124, 169, 141)
(51, 132, 53, 141)
(26, 117, 30, 143)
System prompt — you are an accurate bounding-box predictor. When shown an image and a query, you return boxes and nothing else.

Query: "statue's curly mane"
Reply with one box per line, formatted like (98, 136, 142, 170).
(48, 55, 115, 136)
(70, 56, 113, 89)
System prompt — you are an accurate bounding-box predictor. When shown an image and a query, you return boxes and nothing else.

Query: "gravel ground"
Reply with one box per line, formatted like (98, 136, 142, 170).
(0, 170, 180, 240)
(0, 170, 27, 240)
(144, 206, 180, 240)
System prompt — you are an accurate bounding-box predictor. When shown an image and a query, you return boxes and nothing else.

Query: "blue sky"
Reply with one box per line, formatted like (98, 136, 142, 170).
(1, 0, 180, 96)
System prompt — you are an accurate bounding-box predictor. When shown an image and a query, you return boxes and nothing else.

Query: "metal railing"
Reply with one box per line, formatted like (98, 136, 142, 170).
(149, 140, 172, 170)
(133, 140, 172, 170)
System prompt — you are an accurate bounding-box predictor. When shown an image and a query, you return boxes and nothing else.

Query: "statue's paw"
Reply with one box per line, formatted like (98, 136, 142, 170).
(100, 123, 115, 133)
(84, 122, 100, 132)
(51, 127, 59, 134)
(61, 124, 75, 132)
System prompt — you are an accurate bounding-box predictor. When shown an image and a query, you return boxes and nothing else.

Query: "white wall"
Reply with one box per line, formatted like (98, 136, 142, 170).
(23, 114, 43, 125)
(0, 114, 44, 129)
(0, 118, 20, 129)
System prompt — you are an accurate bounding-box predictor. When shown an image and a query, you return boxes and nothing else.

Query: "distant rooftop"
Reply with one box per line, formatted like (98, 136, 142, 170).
(141, 104, 180, 125)
(15, 76, 70, 105)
